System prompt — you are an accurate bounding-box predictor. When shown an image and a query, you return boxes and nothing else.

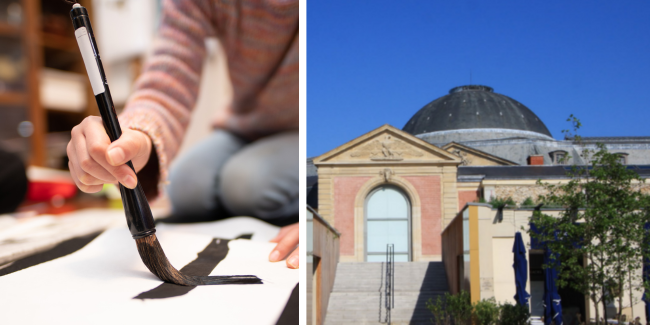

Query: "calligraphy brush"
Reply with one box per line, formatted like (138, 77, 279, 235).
(68, 2, 261, 286)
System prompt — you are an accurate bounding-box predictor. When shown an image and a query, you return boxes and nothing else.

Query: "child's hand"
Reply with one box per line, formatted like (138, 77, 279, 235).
(66, 116, 152, 192)
(269, 223, 299, 269)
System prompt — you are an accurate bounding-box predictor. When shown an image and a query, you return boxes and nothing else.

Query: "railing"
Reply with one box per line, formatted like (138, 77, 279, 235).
(385, 244, 395, 324)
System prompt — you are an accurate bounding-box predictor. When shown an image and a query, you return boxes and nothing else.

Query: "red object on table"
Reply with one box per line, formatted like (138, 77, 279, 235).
(26, 181, 78, 201)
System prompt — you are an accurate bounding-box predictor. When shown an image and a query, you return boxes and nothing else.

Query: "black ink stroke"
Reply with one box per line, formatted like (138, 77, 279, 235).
(134, 238, 261, 299)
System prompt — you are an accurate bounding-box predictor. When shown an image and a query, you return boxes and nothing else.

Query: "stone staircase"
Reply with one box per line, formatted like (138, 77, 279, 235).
(324, 262, 449, 325)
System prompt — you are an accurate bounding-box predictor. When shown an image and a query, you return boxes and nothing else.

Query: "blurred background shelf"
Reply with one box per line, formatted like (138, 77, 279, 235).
(0, 91, 25, 104)
(40, 68, 87, 113)
(0, 0, 94, 168)
(0, 0, 161, 170)
(0, 21, 20, 36)
(39, 32, 78, 52)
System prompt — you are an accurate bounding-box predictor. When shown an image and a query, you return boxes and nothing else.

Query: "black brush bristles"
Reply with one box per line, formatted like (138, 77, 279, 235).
(135, 234, 262, 286)
(63, 0, 79, 4)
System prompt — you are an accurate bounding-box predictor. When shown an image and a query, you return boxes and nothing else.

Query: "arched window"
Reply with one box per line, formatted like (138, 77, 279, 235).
(365, 186, 411, 262)
(549, 150, 568, 165)
(614, 153, 628, 165)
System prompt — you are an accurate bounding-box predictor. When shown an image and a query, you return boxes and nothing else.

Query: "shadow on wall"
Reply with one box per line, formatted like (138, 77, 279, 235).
(410, 262, 450, 324)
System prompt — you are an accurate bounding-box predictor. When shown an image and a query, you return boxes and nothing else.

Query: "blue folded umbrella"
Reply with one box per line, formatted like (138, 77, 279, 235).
(513, 232, 531, 307)
(543, 247, 563, 325)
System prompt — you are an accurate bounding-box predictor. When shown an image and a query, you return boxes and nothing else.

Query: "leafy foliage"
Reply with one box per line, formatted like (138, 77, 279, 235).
(446, 291, 472, 324)
(528, 116, 650, 324)
(489, 196, 516, 209)
(473, 298, 500, 325)
(426, 294, 450, 325)
(427, 293, 529, 325)
(521, 197, 535, 207)
(499, 303, 530, 325)
(426, 291, 472, 325)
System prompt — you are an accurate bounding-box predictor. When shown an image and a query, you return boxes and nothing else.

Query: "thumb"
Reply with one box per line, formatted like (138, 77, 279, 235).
(106, 130, 149, 166)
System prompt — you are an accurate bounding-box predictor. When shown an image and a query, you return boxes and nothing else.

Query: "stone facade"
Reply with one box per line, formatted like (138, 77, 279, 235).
(313, 125, 461, 262)
(493, 185, 550, 204)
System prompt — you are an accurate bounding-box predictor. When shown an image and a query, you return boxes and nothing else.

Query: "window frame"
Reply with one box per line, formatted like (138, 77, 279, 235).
(364, 185, 412, 262)
(549, 150, 569, 165)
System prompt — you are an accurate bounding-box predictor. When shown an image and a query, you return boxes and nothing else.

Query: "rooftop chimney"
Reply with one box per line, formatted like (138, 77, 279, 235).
(528, 155, 544, 166)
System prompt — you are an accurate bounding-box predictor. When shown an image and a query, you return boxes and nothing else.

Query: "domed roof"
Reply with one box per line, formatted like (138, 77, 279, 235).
(402, 85, 552, 138)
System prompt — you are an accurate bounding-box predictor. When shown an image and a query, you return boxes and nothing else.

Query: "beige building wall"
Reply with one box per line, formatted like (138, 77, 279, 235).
(485, 209, 539, 305)
(485, 178, 650, 205)
(445, 205, 650, 323)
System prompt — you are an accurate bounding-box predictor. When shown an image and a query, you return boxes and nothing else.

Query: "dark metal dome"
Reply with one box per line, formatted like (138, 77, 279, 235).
(402, 85, 552, 138)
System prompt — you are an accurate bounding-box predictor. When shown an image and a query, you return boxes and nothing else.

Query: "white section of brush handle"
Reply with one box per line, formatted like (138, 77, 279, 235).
(74, 27, 105, 95)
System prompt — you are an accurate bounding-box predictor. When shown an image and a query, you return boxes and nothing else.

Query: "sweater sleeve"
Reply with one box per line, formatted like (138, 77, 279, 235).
(119, 0, 215, 197)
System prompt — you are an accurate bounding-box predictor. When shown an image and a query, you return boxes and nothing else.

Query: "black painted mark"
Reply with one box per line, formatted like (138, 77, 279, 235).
(134, 238, 261, 299)
(0, 231, 102, 277)
(235, 233, 253, 240)
(275, 283, 299, 325)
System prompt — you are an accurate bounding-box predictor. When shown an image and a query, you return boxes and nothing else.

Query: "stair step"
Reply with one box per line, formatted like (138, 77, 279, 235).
(325, 261, 450, 325)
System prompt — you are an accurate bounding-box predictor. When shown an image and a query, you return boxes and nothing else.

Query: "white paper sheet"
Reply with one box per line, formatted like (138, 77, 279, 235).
(0, 218, 297, 324)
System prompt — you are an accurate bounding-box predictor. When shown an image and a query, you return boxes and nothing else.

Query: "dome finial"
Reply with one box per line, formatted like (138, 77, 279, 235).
(449, 85, 493, 94)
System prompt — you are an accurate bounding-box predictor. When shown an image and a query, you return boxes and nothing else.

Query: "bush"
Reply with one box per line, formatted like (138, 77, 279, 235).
(499, 302, 530, 325)
(489, 196, 516, 209)
(427, 293, 530, 325)
(521, 197, 535, 207)
(426, 295, 450, 325)
(446, 291, 472, 325)
(473, 298, 500, 325)
(426, 291, 472, 325)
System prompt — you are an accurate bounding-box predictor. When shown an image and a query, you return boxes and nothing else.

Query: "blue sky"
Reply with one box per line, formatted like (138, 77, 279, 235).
(307, 1, 650, 157)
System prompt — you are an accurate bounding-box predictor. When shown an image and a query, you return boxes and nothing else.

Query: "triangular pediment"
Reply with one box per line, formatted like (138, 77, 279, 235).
(314, 125, 461, 165)
(442, 142, 518, 166)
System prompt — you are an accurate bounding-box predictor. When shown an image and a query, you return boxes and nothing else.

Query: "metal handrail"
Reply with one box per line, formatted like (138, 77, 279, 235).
(385, 244, 395, 324)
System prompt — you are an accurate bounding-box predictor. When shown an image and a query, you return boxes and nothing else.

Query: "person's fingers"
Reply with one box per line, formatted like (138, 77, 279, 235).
(68, 151, 103, 186)
(80, 119, 138, 189)
(70, 126, 116, 184)
(68, 161, 103, 193)
(106, 129, 151, 167)
(286, 247, 299, 269)
(269, 225, 299, 262)
(270, 223, 299, 243)
(269, 228, 289, 243)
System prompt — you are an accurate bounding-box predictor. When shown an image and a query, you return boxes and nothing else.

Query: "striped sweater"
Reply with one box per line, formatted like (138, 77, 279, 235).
(118, 0, 299, 196)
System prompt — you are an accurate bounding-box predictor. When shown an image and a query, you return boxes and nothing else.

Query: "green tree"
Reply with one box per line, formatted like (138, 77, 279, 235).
(529, 117, 650, 324)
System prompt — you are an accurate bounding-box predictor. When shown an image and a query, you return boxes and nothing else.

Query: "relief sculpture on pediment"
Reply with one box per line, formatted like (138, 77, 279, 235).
(348, 134, 424, 161)
(453, 149, 472, 166)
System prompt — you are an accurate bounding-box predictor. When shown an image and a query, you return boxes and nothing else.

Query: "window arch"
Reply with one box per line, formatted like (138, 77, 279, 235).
(549, 150, 569, 165)
(365, 185, 411, 262)
(614, 152, 628, 165)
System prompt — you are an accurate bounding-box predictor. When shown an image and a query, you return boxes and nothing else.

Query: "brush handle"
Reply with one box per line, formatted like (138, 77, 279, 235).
(70, 5, 156, 239)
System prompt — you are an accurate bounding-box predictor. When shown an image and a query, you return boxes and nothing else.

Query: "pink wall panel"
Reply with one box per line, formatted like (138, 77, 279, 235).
(333, 176, 371, 256)
(404, 176, 442, 256)
(458, 190, 479, 210)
